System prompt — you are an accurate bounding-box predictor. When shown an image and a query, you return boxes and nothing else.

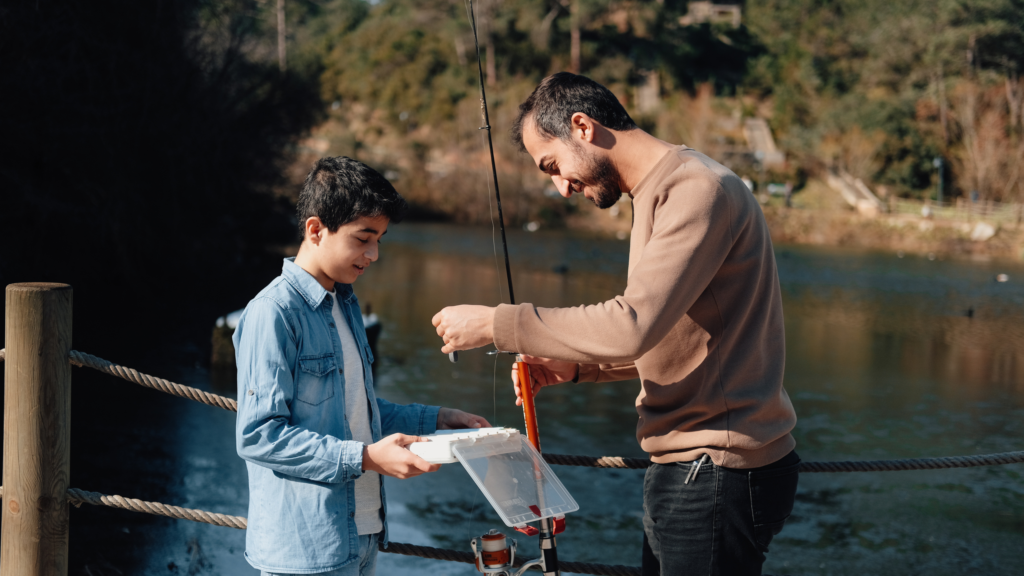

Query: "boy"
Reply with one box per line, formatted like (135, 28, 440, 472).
(234, 156, 488, 576)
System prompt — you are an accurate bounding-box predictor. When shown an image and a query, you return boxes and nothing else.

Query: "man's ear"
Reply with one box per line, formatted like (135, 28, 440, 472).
(570, 112, 597, 144)
(305, 217, 324, 245)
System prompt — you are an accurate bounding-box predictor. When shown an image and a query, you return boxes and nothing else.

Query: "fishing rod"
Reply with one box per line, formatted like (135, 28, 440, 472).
(456, 2, 561, 575)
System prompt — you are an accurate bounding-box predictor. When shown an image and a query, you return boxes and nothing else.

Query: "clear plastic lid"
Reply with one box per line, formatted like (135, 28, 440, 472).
(452, 434, 579, 527)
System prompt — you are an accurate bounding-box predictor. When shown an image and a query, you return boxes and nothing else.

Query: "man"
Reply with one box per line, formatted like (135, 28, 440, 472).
(431, 72, 799, 576)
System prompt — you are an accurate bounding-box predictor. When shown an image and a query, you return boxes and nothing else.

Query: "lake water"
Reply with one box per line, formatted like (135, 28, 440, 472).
(63, 223, 1024, 575)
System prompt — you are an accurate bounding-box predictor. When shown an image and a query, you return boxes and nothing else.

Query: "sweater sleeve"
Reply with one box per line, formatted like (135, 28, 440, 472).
(577, 361, 639, 383)
(493, 168, 735, 364)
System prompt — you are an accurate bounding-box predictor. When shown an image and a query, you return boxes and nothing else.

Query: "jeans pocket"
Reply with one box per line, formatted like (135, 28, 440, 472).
(749, 461, 800, 552)
(296, 353, 337, 405)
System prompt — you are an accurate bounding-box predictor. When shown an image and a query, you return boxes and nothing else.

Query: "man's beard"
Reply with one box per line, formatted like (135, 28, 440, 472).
(573, 145, 622, 209)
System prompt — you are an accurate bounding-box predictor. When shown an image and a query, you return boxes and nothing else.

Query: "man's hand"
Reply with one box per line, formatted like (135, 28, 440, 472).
(512, 354, 579, 406)
(431, 305, 496, 354)
(363, 433, 440, 479)
(437, 407, 491, 430)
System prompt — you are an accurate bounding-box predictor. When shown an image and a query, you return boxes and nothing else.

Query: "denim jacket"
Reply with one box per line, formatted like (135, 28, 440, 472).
(233, 258, 439, 573)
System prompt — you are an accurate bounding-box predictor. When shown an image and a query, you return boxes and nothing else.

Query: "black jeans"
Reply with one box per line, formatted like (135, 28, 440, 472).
(641, 450, 800, 576)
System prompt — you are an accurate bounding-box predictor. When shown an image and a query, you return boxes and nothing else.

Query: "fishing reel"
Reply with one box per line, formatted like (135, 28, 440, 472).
(471, 529, 544, 575)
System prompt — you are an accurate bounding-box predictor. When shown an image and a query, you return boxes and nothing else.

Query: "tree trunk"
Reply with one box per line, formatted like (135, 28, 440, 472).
(486, 30, 496, 87)
(936, 68, 948, 144)
(570, 0, 580, 74)
(277, 0, 286, 72)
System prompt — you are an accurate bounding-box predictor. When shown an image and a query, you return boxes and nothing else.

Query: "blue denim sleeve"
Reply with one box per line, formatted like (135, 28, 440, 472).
(234, 297, 364, 483)
(377, 398, 439, 437)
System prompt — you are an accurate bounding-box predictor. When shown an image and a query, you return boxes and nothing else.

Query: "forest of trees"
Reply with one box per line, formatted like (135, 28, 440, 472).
(2, 0, 1022, 349)
(276, 0, 1024, 211)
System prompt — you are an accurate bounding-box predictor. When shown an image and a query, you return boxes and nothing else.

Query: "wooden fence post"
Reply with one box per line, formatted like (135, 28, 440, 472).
(2, 283, 73, 576)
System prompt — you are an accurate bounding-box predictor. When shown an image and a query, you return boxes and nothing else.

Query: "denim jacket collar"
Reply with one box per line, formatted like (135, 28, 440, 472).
(281, 258, 355, 309)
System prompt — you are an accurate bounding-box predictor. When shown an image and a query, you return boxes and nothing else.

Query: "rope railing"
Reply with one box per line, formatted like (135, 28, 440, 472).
(0, 485, 638, 575)
(382, 541, 641, 575)
(68, 350, 238, 412)
(1, 347, 239, 410)
(0, 485, 247, 529)
(541, 450, 1024, 473)
(3, 347, 1024, 574)
(5, 349, 1024, 474)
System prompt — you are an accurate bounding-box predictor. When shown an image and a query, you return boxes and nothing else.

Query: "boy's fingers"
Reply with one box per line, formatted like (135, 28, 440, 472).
(410, 454, 439, 473)
(392, 434, 420, 447)
(431, 310, 443, 327)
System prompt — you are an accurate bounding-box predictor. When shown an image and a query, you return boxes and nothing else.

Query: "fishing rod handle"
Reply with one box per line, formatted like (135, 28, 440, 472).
(516, 356, 542, 451)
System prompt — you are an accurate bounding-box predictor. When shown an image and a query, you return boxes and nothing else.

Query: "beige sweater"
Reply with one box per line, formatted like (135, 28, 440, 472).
(493, 146, 796, 468)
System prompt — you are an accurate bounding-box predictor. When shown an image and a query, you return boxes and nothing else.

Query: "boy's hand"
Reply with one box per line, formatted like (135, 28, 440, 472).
(513, 355, 578, 406)
(362, 434, 440, 479)
(437, 407, 491, 430)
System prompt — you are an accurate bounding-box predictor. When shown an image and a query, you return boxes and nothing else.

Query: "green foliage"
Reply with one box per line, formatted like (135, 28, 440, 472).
(321, 1, 470, 124)
(296, 0, 1024, 203)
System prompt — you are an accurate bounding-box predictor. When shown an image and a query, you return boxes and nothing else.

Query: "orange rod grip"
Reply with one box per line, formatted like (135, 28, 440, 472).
(516, 360, 542, 452)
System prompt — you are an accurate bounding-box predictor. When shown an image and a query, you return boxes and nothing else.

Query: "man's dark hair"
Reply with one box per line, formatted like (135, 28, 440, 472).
(296, 156, 408, 238)
(511, 72, 638, 151)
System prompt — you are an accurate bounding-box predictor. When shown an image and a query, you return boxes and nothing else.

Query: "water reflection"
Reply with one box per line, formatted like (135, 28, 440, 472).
(63, 223, 1024, 575)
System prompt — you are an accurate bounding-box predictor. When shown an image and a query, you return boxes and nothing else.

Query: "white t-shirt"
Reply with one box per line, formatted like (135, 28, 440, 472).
(329, 291, 383, 535)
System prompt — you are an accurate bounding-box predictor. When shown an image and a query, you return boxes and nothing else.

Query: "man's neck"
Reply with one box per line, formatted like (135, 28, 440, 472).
(610, 130, 678, 193)
(294, 243, 336, 291)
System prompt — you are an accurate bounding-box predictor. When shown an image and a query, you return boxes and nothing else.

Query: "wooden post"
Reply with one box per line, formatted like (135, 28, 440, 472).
(2, 283, 73, 576)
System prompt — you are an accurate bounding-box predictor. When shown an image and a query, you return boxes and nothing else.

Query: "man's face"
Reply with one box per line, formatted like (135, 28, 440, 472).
(522, 121, 622, 209)
(317, 215, 389, 285)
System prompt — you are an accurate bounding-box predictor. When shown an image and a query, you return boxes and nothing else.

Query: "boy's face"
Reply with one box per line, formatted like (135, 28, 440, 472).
(312, 215, 389, 285)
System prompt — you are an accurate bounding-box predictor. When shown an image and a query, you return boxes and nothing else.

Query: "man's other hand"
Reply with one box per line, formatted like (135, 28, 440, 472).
(437, 407, 491, 430)
(431, 305, 496, 354)
(363, 434, 440, 479)
(512, 355, 579, 406)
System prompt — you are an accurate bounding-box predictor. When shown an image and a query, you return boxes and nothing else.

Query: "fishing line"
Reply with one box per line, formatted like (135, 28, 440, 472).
(485, 161, 505, 308)
(464, 0, 506, 427)
(463, 0, 516, 306)
(492, 349, 499, 425)
(457, 3, 561, 572)
(483, 125, 504, 427)
(463, 0, 506, 309)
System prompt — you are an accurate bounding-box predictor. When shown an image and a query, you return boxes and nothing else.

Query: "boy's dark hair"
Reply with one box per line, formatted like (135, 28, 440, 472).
(296, 156, 408, 238)
(511, 72, 638, 151)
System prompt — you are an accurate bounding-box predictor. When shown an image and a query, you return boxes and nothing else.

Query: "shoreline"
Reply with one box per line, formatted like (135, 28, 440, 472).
(761, 206, 1024, 263)
(556, 190, 1024, 264)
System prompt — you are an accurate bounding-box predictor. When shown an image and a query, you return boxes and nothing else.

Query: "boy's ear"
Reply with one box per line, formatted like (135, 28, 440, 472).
(304, 217, 325, 245)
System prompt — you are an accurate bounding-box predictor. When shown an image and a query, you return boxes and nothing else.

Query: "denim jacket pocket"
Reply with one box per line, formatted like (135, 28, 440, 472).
(296, 353, 337, 405)
(748, 461, 800, 552)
